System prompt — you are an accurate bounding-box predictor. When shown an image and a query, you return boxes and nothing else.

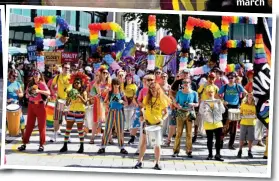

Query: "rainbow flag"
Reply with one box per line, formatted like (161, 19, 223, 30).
(121, 39, 136, 58)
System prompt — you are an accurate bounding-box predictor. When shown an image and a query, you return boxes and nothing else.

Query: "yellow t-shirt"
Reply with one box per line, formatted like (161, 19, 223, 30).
(120, 83, 125, 92)
(69, 98, 86, 112)
(143, 97, 168, 125)
(124, 84, 137, 98)
(52, 74, 72, 100)
(198, 84, 219, 101)
(240, 103, 256, 126)
(203, 102, 223, 130)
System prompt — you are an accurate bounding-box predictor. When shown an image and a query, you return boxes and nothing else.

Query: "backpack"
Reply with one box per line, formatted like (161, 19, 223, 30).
(223, 84, 242, 105)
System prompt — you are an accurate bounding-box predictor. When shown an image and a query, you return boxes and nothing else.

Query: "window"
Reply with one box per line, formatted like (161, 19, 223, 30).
(70, 11, 76, 27)
(12, 9, 22, 15)
(229, 24, 255, 40)
(22, 9, 31, 17)
(80, 12, 91, 29)
(36, 10, 42, 16)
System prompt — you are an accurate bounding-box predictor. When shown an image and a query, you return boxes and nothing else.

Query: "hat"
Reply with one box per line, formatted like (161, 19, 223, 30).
(227, 72, 237, 78)
(208, 72, 216, 78)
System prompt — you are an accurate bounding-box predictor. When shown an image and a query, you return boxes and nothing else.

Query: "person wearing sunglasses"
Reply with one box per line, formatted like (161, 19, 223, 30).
(154, 67, 162, 84)
(134, 82, 171, 170)
(6, 69, 25, 141)
(60, 72, 89, 153)
(97, 78, 128, 154)
(50, 63, 72, 143)
(18, 69, 50, 152)
(172, 79, 199, 158)
(194, 72, 219, 143)
(218, 72, 247, 150)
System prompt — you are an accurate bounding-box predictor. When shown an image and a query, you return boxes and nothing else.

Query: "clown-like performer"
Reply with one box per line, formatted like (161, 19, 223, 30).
(60, 72, 89, 153)
(97, 78, 129, 154)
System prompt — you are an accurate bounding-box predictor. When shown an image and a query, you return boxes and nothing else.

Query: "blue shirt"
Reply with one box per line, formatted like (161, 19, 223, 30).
(7, 81, 21, 100)
(109, 93, 124, 110)
(218, 84, 245, 106)
(176, 90, 198, 109)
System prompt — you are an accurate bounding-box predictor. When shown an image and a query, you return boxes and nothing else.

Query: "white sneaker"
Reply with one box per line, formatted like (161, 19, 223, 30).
(49, 132, 57, 143)
(57, 130, 62, 135)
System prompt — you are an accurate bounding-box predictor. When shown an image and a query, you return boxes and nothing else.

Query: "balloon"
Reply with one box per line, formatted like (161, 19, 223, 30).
(159, 36, 178, 55)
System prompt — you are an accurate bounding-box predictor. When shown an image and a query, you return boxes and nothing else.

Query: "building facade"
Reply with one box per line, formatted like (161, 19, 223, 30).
(9, 9, 114, 60)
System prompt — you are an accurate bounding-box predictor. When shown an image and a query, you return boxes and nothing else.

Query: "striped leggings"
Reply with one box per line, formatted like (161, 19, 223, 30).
(101, 109, 125, 148)
(64, 111, 85, 143)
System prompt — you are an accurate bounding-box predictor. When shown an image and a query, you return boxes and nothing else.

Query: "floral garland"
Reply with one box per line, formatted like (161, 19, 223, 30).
(34, 16, 69, 52)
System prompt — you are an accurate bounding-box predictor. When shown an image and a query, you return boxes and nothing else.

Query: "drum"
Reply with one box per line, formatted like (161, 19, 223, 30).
(57, 99, 66, 112)
(145, 125, 162, 148)
(124, 106, 135, 131)
(46, 102, 55, 128)
(6, 104, 21, 136)
(228, 109, 241, 121)
(85, 105, 94, 130)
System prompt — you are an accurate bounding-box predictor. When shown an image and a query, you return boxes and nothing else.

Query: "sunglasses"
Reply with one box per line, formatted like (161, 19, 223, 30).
(33, 72, 40, 76)
(147, 79, 154, 82)
(64, 67, 70, 70)
(155, 72, 161, 74)
(162, 76, 167, 78)
(182, 81, 191, 84)
(228, 77, 234, 80)
(74, 81, 81, 85)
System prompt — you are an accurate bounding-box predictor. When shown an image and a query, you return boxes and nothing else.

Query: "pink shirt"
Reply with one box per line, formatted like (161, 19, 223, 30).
(137, 87, 148, 103)
(26, 82, 49, 102)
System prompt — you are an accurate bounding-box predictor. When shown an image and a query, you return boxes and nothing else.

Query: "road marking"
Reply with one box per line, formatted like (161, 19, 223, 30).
(6, 131, 268, 167)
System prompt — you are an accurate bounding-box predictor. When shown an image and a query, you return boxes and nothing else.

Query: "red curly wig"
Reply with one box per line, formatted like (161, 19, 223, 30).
(69, 72, 90, 86)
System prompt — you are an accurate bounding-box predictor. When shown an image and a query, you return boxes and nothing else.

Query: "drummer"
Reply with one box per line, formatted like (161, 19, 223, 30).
(7, 69, 25, 140)
(172, 78, 199, 158)
(218, 72, 247, 150)
(50, 63, 72, 142)
(18, 69, 50, 152)
(134, 82, 171, 170)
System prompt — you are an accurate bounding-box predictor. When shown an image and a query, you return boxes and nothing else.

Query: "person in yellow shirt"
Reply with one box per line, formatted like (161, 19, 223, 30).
(123, 73, 139, 144)
(199, 87, 225, 161)
(50, 63, 72, 142)
(134, 82, 171, 170)
(237, 93, 256, 159)
(60, 72, 88, 153)
(193, 72, 219, 142)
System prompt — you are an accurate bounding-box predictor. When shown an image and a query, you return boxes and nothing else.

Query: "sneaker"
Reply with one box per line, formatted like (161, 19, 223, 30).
(215, 154, 224, 161)
(134, 162, 142, 169)
(164, 140, 171, 147)
(263, 156, 268, 159)
(237, 150, 242, 158)
(248, 150, 253, 159)
(172, 152, 179, 157)
(128, 137, 135, 145)
(153, 163, 162, 170)
(134, 150, 139, 155)
(257, 141, 265, 147)
(206, 154, 213, 160)
(187, 152, 193, 158)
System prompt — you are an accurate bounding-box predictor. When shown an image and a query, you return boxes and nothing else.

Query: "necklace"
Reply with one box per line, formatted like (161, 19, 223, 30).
(150, 96, 158, 111)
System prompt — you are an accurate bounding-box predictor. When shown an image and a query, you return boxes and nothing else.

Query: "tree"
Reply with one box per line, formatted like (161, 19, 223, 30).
(123, 13, 181, 41)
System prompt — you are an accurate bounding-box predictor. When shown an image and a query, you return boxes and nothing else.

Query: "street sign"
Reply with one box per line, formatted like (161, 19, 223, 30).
(27, 45, 37, 61)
